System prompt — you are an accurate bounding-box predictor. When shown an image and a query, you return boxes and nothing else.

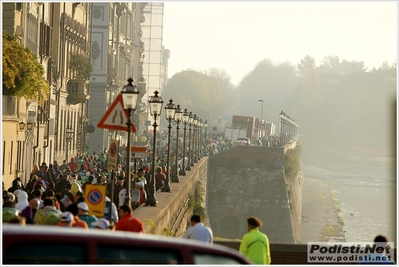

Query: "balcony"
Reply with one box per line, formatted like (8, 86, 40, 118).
(66, 79, 90, 105)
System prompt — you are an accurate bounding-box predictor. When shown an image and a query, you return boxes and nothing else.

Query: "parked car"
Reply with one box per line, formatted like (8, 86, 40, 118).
(3, 225, 252, 264)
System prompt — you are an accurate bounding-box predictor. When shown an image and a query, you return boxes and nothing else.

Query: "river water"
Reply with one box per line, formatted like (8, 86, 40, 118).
(305, 163, 396, 244)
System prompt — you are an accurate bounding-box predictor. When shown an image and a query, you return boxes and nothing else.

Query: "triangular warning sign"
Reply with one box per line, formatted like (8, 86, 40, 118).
(97, 94, 136, 132)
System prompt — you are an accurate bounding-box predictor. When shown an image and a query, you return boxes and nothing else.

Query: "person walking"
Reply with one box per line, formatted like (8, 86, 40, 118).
(58, 211, 75, 227)
(182, 214, 213, 244)
(115, 205, 144, 233)
(154, 166, 166, 191)
(239, 216, 271, 264)
(77, 202, 98, 228)
(33, 198, 62, 225)
(60, 203, 89, 229)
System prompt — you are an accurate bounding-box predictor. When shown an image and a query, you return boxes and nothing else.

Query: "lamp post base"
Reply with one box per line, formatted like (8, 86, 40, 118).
(186, 165, 191, 171)
(161, 183, 171, 192)
(170, 175, 180, 183)
(144, 194, 157, 206)
(179, 169, 186, 175)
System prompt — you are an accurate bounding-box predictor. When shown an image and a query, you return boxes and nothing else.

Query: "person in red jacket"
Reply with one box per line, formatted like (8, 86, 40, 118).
(68, 158, 77, 173)
(115, 205, 144, 233)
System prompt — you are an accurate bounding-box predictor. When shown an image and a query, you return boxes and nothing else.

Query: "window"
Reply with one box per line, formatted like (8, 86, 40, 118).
(3, 242, 87, 264)
(96, 244, 182, 264)
(193, 252, 243, 265)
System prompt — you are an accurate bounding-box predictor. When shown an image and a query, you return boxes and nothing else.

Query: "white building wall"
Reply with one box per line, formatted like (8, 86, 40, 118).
(141, 3, 166, 130)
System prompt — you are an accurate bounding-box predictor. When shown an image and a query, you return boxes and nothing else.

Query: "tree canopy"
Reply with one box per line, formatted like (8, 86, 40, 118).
(165, 55, 396, 163)
(163, 69, 234, 122)
(2, 30, 49, 104)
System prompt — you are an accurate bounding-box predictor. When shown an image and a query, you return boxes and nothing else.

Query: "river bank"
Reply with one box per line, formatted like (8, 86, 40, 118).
(300, 163, 396, 245)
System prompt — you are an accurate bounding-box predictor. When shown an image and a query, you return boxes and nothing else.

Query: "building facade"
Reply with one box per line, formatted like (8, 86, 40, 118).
(87, 3, 147, 154)
(141, 2, 169, 131)
(2, 2, 165, 189)
(1, 3, 82, 187)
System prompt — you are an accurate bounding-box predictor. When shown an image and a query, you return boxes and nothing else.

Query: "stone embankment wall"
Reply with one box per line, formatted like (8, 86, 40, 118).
(133, 159, 208, 236)
(207, 143, 303, 243)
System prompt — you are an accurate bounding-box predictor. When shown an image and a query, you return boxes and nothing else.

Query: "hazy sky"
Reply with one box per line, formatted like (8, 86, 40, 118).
(163, 1, 398, 86)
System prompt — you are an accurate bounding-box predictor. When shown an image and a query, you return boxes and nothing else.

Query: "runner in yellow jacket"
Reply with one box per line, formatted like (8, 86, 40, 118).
(239, 216, 271, 264)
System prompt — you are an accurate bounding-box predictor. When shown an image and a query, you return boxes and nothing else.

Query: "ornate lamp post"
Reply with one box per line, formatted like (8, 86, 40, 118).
(179, 109, 189, 175)
(279, 110, 284, 146)
(171, 104, 182, 183)
(204, 119, 208, 156)
(18, 121, 33, 184)
(18, 121, 26, 131)
(193, 114, 199, 163)
(121, 78, 140, 208)
(65, 126, 74, 162)
(145, 91, 163, 206)
(199, 119, 203, 159)
(187, 112, 194, 170)
(162, 99, 176, 192)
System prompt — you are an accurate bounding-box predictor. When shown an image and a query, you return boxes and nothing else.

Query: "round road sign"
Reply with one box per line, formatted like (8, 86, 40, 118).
(110, 142, 117, 157)
(87, 125, 95, 134)
(87, 189, 103, 205)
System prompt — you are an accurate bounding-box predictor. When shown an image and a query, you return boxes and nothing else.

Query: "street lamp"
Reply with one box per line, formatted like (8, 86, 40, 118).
(18, 121, 25, 131)
(121, 78, 140, 208)
(259, 100, 264, 121)
(259, 100, 264, 139)
(193, 114, 198, 163)
(18, 121, 34, 182)
(187, 112, 194, 170)
(65, 126, 74, 162)
(162, 99, 176, 192)
(171, 104, 182, 183)
(179, 109, 189, 175)
(18, 121, 33, 132)
(198, 119, 203, 159)
(145, 90, 163, 206)
(279, 110, 285, 146)
(27, 122, 33, 131)
(204, 119, 208, 156)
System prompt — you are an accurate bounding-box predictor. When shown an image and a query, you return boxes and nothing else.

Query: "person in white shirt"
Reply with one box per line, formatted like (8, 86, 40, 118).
(182, 214, 213, 244)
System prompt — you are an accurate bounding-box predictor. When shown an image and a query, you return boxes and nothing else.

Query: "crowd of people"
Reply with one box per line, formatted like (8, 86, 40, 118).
(3, 128, 395, 265)
(2, 147, 149, 232)
(2, 130, 216, 231)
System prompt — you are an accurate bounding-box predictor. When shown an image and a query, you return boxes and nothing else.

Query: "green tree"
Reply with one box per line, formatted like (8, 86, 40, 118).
(69, 53, 93, 80)
(206, 68, 237, 117)
(297, 55, 322, 107)
(236, 59, 300, 126)
(163, 69, 226, 121)
(2, 30, 49, 104)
